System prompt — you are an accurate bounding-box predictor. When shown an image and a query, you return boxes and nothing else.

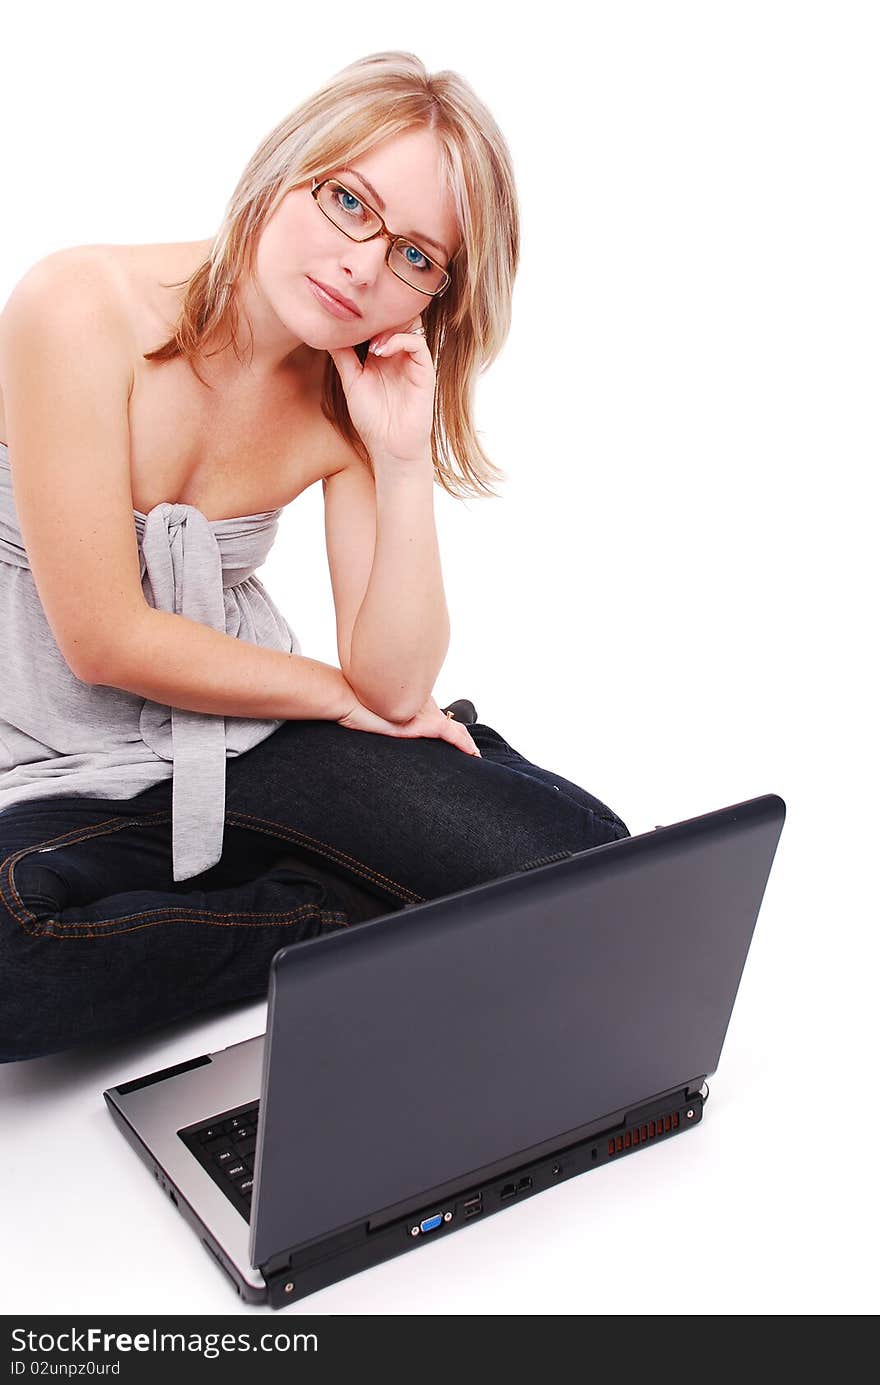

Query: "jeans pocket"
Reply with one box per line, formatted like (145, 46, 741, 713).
(3, 811, 176, 937)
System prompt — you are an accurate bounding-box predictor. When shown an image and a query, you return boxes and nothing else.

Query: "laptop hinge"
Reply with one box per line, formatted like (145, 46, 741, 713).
(260, 1262, 299, 1310)
(259, 1221, 367, 1289)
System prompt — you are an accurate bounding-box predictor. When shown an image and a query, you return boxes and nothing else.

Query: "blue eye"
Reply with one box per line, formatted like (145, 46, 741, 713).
(333, 186, 367, 220)
(403, 244, 430, 270)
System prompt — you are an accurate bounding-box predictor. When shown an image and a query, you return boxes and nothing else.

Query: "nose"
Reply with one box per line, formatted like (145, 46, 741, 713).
(339, 235, 390, 287)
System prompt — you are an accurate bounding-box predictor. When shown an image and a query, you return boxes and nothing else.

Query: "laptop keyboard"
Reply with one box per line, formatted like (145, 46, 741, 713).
(177, 1101, 260, 1222)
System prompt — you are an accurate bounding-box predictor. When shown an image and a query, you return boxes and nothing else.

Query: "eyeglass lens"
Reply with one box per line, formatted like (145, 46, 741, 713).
(316, 180, 447, 293)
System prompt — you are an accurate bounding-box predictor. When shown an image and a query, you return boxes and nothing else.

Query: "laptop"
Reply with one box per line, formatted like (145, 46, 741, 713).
(104, 791, 785, 1308)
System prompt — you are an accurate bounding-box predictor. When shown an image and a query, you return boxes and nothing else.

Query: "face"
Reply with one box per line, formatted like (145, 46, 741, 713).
(253, 128, 462, 351)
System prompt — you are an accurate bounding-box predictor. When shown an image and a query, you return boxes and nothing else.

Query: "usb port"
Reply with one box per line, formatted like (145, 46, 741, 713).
(463, 1196, 482, 1218)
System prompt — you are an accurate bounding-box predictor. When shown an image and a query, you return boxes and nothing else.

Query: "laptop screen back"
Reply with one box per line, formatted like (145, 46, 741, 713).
(250, 794, 785, 1266)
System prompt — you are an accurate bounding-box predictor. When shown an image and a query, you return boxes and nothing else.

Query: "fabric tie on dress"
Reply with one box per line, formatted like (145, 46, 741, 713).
(135, 501, 283, 883)
(0, 443, 300, 873)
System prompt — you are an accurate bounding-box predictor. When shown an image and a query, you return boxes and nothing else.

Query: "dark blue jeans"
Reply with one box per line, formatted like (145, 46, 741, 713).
(0, 718, 630, 1063)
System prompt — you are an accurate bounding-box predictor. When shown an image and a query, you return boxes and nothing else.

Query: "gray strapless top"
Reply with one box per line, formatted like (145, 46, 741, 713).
(0, 440, 301, 881)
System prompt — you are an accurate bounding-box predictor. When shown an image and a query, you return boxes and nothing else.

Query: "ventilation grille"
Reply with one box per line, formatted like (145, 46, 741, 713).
(607, 1111, 680, 1157)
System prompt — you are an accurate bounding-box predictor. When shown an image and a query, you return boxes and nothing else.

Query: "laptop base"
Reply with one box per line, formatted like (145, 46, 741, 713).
(259, 1087, 704, 1309)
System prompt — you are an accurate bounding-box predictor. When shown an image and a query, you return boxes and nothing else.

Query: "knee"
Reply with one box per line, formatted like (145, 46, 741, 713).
(602, 812, 631, 841)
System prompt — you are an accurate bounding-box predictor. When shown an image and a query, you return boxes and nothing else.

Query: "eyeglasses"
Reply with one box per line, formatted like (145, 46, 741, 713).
(310, 177, 452, 298)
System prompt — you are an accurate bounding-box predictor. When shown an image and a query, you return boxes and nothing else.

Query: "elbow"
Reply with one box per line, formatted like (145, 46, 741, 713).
(389, 687, 437, 723)
(346, 675, 423, 725)
(355, 689, 416, 725)
(68, 608, 150, 687)
(71, 651, 113, 687)
(382, 699, 424, 725)
(64, 643, 100, 685)
(72, 640, 131, 688)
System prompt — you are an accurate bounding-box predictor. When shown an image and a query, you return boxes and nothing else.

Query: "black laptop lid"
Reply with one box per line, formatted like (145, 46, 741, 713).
(250, 793, 785, 1267)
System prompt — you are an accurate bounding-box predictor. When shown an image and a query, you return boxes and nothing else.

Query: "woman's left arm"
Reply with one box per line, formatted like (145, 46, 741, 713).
(327, 317, 452, 723)
(346, 453, 449, 723)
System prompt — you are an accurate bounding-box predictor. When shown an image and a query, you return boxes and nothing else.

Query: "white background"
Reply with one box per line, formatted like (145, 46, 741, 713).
(1, 0, 877, 1317)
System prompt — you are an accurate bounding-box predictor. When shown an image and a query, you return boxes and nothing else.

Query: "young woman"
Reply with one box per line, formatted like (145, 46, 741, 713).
(0, 51, 630, 1063)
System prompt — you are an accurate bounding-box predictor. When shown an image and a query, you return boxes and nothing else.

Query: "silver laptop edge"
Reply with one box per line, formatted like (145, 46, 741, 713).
(105, 1034, 267, 1293)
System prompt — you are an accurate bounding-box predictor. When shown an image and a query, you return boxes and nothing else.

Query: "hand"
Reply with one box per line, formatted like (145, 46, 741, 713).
(326, 314, 435, 465)
(337, 692, 481, 757)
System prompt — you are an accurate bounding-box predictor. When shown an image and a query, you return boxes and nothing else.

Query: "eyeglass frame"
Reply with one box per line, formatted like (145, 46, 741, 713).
(310, 176, 452, 298)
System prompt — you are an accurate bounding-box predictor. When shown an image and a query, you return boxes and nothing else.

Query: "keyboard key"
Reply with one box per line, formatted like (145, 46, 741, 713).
(213, 1149, 235, 1166)
(225, 1162, 247, 1180)
(235, 1176, 254, 1195)
(197, 1126, 220, 1144)
(203, 1136, 232, 1157)
(233, 1134, 257, 1156)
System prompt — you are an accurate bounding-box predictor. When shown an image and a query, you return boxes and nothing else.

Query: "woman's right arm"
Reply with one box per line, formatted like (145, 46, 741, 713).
(0, 250, 357, 723)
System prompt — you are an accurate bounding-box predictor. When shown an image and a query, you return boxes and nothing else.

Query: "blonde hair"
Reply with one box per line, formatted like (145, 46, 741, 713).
(143, 51, 519, 500)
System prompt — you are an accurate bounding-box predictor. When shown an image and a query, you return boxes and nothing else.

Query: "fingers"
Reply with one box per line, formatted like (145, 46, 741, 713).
(443, 719, 481, 757)
(369, 320, 427, 359)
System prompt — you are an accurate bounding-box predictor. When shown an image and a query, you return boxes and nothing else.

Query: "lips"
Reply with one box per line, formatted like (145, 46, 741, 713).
(308, 277, 362, 316)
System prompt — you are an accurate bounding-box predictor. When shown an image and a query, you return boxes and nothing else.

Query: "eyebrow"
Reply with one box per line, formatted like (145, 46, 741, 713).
(334, 166, 451, 262)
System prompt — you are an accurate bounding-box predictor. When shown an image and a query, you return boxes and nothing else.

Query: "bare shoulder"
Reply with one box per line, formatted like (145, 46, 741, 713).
(0, 248, 137, 443)
(1, 246, 135, 354)
(3, 244, 128, 306)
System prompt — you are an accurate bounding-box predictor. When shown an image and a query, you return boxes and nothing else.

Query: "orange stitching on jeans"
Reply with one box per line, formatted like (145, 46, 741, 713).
(225, 810, 423, 903)
(3, 807, 424, 909)
(24, 902, 341, 935)
(0, 803, 420, 936)
(0, 813, 182, 929)
(0, 818, 350, 936)
(27, 909, 351, 940)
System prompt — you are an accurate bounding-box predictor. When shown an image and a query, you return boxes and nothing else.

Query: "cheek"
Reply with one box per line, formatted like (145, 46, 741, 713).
(255, 227, 287, 286)
(259, 207, 310, 274)
(380, 281, 423, 324)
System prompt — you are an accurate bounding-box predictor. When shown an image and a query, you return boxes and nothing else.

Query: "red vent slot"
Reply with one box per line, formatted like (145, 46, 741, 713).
(610, 1111, 682, 1156)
